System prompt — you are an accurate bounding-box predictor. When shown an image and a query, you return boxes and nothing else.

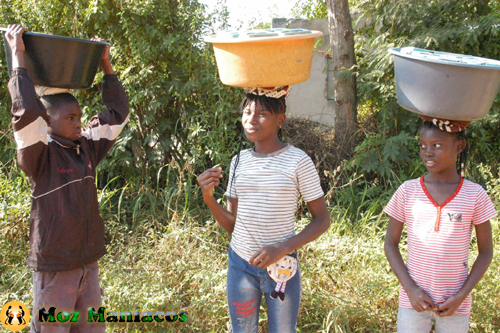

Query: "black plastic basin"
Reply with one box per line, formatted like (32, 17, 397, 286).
(2, 30, 109, 89)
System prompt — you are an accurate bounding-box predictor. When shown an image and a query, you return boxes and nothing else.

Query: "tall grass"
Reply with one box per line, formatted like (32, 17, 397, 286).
(0, 157, 31, 306)
(1, 161, 499, 332)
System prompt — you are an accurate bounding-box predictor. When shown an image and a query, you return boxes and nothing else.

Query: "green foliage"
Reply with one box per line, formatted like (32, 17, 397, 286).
(249, 21, 271, 30)
(2, 168, 499, 331)
(0, 0, 243, 198)
(1, 1, 500, 331)
(292, 0, 328, 20)
(291, 0, 363, 20)
(353, 131, 416, 179)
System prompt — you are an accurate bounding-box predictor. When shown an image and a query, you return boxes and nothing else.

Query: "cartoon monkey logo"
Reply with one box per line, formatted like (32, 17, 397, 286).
(5, 305, 26, 325)
(0, 301, 30, 331)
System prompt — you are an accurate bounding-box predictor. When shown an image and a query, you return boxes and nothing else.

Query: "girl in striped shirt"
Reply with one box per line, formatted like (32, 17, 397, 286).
(384, 117, 496, 332)
(197, 86, 330, 332)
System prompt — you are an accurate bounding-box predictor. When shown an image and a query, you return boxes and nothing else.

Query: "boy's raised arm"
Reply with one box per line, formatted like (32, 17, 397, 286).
(81, 39, 129, 165)
(6, 25, 49, 178)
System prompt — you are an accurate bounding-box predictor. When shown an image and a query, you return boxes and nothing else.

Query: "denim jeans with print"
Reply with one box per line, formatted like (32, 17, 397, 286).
(227, 247, 301, 333)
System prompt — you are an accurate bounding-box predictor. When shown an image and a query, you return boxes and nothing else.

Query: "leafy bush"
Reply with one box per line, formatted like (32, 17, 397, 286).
(0, 0, 246, 226)
(1, 1, 242, 171)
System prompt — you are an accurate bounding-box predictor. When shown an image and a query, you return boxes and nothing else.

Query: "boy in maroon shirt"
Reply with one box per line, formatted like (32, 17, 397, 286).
(5, 24, 129, 332)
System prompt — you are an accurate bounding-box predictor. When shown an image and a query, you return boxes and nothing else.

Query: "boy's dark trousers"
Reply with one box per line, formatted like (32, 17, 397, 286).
(31, 261, 105, 333)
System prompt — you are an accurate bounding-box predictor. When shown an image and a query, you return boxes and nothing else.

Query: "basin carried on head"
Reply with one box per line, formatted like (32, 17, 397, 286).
(389, 47, 500, 121)
(2, 29, 109, 89)
(204, 28, 323, 88)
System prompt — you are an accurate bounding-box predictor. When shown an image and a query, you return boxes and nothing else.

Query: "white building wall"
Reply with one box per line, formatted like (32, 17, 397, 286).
(286, 52, 336, 126)
(273, 18, 336, 126)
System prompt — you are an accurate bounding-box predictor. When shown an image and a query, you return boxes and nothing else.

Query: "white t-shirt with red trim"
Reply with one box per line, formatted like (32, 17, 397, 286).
(384, 176, 497, 315)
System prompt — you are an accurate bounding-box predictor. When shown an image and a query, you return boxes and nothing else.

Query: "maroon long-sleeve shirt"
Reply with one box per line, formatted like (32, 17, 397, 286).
(8, 68, 129, 271)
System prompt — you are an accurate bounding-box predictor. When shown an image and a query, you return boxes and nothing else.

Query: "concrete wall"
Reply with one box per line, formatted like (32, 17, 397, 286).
(272, 18, 336, 126)
(289, 18, 331, 53)
(286, 52, 336, 126)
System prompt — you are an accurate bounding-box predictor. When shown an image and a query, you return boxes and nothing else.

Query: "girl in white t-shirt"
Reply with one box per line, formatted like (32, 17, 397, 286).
(384, 117, 497, 333)
(197, 86, 330, 333)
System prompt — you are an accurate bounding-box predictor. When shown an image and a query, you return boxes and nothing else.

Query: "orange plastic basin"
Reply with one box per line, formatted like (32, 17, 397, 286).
(204, 29, 323, 87)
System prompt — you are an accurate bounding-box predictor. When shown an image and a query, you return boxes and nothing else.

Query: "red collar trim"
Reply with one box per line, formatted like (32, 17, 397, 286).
(420, 176, 464, 208)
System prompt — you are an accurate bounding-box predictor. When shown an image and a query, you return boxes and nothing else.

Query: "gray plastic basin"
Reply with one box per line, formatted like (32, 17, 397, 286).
(389, 47, 500, 120)
(2, 30, 109, 89)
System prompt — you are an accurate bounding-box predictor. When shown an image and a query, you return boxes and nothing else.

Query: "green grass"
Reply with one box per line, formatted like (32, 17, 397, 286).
(1, 165, 500, 332)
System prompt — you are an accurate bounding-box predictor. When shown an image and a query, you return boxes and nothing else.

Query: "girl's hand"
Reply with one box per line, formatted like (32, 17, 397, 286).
(435, 294, 464, 317)
(249, 244, 290, 268)
(407, 285, 435, 312)
(197, 167, 223, 201)
(91, 37, 113, 74)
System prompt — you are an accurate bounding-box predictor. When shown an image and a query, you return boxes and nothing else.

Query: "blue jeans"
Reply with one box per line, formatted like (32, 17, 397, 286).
(227, 247, 302, 333)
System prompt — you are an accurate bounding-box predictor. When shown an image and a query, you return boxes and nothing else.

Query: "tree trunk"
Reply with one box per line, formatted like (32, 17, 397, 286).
(327, 0, 357, 157)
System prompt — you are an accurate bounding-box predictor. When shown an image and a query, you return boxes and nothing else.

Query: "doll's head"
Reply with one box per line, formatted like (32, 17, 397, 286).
(267, 255, 298, 282)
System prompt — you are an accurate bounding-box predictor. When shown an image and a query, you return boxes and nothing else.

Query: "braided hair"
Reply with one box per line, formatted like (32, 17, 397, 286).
(239, 93, 286, 140)
(422, 121, 468, 177)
